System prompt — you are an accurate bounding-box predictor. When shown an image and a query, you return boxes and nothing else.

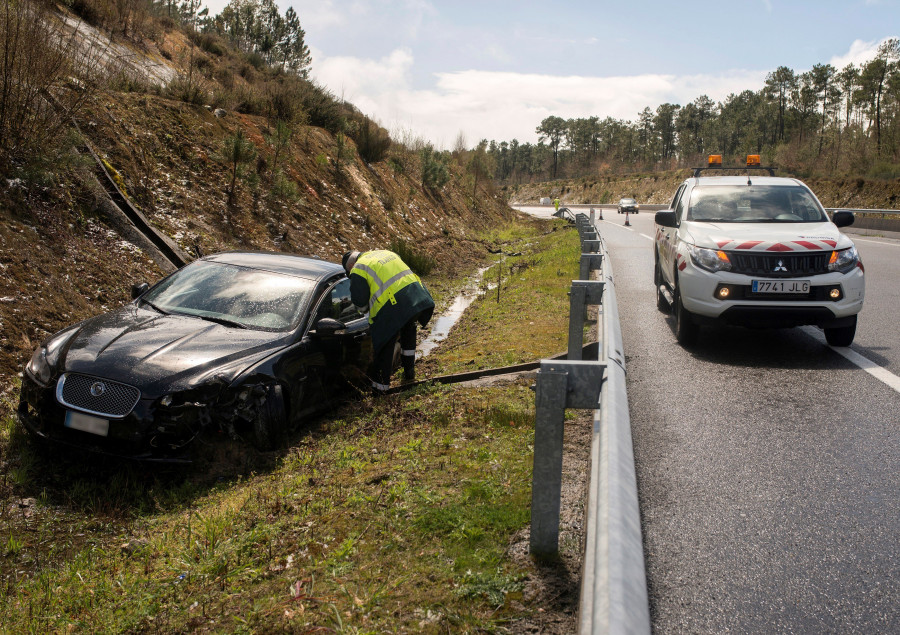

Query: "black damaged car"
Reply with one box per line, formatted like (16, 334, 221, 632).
(18, 252, 372, 461)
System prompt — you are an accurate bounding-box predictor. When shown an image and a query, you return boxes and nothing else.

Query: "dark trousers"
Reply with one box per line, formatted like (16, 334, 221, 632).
(372, 317, 418, 391)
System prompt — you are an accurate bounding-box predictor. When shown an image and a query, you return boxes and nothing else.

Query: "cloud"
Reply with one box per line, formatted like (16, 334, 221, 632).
(828, 37, 893, 69)
(311, 49, 767, 147)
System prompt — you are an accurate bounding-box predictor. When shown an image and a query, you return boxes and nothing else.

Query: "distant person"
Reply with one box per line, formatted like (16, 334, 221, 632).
(554, 197, 560, 211)
(343, 249, 435, 394)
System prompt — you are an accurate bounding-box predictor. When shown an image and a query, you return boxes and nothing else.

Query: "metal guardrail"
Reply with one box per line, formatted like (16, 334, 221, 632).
(529, 211, 650, 633)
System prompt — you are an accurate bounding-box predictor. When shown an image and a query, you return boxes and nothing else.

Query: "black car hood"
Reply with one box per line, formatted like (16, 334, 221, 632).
(57, 305, 290, 396)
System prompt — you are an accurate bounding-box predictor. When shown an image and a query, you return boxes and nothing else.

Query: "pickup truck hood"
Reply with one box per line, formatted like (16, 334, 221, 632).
(683, 221, 855, 252)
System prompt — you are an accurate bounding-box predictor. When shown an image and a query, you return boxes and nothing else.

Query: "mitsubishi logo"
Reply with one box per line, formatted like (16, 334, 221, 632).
(90, 382, 107, 398)
(774, 259, 788, 272)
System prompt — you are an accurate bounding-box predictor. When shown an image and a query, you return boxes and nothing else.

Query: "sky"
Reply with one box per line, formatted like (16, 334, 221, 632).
(201, 0, 899, 149)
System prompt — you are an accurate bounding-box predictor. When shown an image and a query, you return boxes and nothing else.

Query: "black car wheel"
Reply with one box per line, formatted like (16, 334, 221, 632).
(253, 384, 287, 450)
(824, 315, 857, 347)
(673, 286, 698, 345)
(655, 259, 670, 313)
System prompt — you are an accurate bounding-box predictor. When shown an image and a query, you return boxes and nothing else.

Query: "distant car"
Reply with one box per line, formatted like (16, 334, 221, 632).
(654, 157, 865, 346)
(18, 252, 373, 461)
(618, 198, 639, 214)
(540, 197, 552, 205)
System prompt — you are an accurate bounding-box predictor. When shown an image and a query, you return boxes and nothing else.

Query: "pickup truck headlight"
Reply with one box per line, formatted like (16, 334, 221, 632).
(689, 245, 732, 273)
(828, 246, 858, 273)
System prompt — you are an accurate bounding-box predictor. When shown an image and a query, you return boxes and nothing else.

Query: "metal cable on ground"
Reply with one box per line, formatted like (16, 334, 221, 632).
(386, 343, 599, 394)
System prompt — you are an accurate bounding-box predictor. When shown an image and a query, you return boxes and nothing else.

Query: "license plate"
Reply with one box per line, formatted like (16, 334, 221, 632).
(752, 280, 810, 294)
(64, 411, 109, 437)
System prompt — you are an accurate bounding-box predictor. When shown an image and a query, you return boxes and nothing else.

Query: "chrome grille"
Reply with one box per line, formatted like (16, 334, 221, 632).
(727, 251, 831, 277)
(57, 373, 140, 418)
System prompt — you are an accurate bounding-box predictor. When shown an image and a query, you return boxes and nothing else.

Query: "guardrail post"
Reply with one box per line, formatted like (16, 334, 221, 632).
(580, 253, 603, 281)
(531, 360, 605, 556)
(583, 239, 600, 253)
(530, 369, 569, 555)
(568, 280, 604, 360)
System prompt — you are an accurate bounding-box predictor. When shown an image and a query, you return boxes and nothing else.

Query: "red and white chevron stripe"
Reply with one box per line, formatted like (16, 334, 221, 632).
(713, 238, 837, 252)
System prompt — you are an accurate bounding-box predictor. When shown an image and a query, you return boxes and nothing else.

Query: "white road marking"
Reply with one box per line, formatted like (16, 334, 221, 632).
(802, 326, 900, 394)
(600, 219, 634, 231)
(639, 233, 653, 241)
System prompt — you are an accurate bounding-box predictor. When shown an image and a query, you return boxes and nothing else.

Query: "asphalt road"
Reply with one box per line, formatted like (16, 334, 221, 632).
(519, 206, 900, 633)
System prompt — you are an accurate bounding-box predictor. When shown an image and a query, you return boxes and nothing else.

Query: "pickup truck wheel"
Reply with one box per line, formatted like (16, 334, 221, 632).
(655, 260, 670, 313)
(674, 287, 699, 345)
(253, 384, 287, 450)
(824, 316, 857, 347)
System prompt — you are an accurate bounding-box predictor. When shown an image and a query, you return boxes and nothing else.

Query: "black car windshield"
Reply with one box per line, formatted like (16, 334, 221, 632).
(142, 261, 315, 331)
(687, 185, 827, 223)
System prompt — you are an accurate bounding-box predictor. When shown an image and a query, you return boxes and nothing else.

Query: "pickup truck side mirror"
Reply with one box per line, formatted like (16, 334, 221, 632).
(655, 210, 678, 228)
(311, 317, 343, 337)
(831, 210, 855, 228)
(131, 282, 149, 299)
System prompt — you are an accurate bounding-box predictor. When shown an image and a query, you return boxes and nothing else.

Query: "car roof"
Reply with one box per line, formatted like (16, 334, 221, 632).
(202, 251, 344, 280)
(689, 175, 805, 187)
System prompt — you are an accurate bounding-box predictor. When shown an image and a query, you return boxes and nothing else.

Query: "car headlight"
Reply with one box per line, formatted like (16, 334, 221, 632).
(26, 347, 52, 385)
(689, 245, 732, 272)
(828, 246, 858, 273)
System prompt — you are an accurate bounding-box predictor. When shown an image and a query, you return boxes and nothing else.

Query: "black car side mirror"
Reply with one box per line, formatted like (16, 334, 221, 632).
(831, 210, 855, 228)
(131, 282, 149, 299)
(655, 210, 677, 228)
(311, 317, 343, 337)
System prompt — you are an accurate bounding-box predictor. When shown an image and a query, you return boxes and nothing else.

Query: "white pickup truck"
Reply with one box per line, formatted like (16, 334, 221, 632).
(654, 157, 865, 346)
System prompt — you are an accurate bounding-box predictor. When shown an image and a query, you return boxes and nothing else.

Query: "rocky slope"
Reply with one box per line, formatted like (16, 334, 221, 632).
(0, 9, 516, 402)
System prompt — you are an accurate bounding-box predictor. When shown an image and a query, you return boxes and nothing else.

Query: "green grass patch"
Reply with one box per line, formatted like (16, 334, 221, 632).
(421, 218, 580, 375)
(0, 216, 580, 631)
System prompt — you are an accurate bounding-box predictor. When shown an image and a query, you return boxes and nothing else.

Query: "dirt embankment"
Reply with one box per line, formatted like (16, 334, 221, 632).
(0, 93, 516, 402)
(505, 171, 900, 209)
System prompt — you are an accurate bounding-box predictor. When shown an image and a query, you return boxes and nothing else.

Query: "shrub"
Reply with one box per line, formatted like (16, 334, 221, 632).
(351, 116, 392, 164)
(297, 80, 344, 134)
(266, 80, 302, 124)
(389, 238, 435, 276)
(269, 171, 299, 203)
(245, 52, 266, 71)
(198, 33, 226, 56)
(165, 76, 207, 105)
(420, 145, 451, 190)
(388, 156, 405, 174)
(232, 87, 267, 116)
(0, 0, 101, 179)
(67, 0, 102, 26)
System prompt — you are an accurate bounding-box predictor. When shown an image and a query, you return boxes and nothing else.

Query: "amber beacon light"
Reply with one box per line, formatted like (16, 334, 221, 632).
(747, 154, 761, 166)
(708, 154, 723, 167)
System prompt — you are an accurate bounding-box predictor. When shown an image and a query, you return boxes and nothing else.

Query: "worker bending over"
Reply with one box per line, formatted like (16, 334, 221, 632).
(343, 249, 435, 394)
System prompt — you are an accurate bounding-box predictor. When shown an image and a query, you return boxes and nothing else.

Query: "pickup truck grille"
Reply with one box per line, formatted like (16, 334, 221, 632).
(727, 251, 831, 277)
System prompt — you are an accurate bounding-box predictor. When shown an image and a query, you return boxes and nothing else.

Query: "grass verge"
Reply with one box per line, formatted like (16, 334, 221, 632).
(0, 215, 582, 632)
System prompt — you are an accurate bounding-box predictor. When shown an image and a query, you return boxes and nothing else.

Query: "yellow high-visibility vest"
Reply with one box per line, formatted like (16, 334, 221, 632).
(352, 250, 421, 323)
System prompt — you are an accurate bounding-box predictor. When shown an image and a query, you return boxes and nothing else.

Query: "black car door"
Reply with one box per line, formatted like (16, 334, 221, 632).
(307, 278, 372, 392)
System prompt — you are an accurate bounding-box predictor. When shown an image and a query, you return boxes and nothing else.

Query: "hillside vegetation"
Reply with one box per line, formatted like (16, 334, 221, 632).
(506, 169, 900, 210)
(0, 0, 514, 394)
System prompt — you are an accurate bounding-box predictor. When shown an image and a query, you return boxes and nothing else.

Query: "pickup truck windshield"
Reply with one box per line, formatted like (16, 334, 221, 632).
(687, 185, 827, 223)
